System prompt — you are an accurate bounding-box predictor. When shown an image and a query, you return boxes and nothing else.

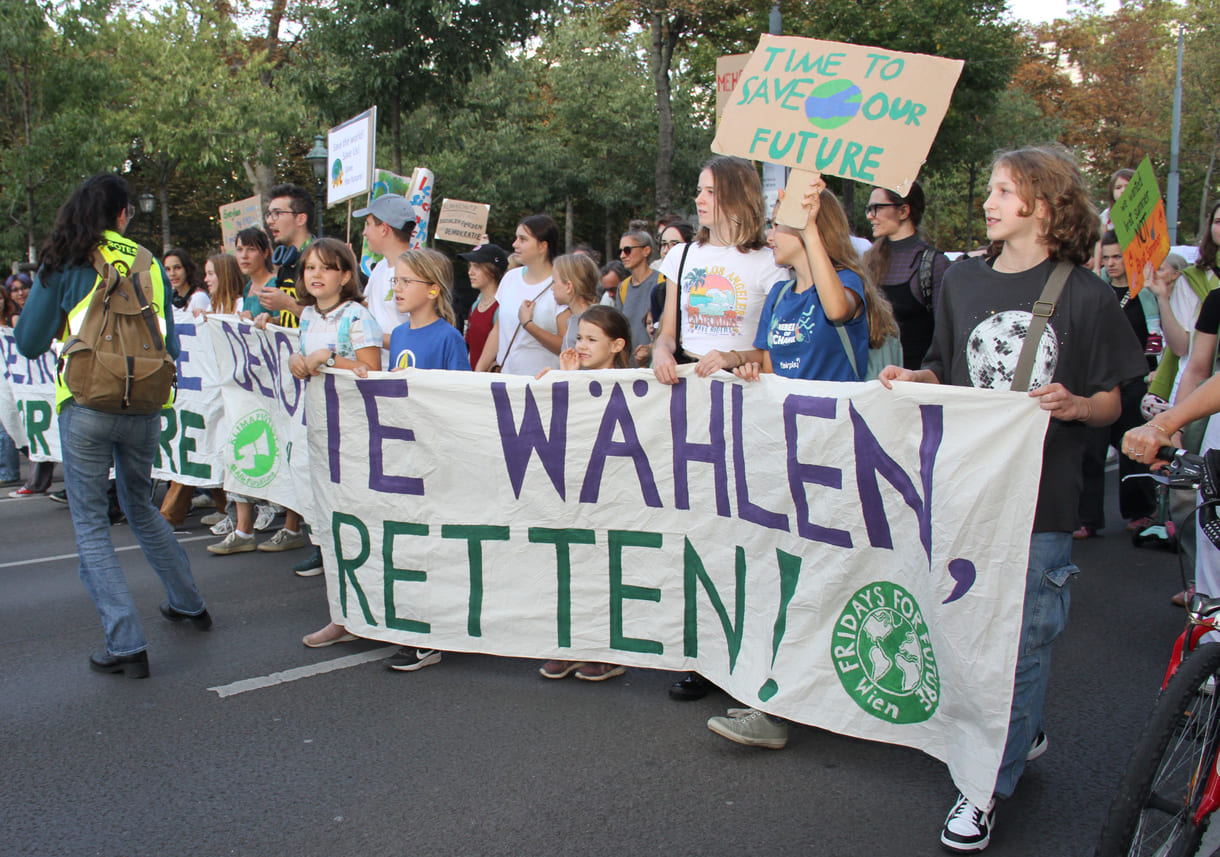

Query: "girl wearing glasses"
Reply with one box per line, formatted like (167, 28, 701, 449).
(652, 156, 786, 384)
(863, 182, 950, 370)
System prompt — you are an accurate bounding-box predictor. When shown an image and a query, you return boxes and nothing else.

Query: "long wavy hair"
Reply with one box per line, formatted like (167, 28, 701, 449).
(989, 146, 1099, 265)
(39, 173, 130, 274)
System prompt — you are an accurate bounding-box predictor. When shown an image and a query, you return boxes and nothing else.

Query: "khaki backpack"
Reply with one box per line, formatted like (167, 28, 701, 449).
(58, 247, 177, 414)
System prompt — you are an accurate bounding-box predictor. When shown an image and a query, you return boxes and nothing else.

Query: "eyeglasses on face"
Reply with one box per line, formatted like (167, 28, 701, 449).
(390, 277, 433, 287)
(265, 208, 299, 221)
(864, 203, 898, 217)
(659, 240, 681, 249)
(619, 245, 647, 255)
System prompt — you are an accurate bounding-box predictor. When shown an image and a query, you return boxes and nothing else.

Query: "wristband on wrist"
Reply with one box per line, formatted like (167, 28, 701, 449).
(1079, 397, 1092, 423)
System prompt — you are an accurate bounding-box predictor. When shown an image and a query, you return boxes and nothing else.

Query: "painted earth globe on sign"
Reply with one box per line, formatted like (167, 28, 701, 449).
(859, 608, 925, 695)
(966, 311, 1058, 390)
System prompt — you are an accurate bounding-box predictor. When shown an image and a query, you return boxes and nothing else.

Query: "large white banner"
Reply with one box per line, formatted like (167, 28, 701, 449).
(0, 314, 225, 484)
(304, 367, 1047, 807)
(205, 315, 310, 516)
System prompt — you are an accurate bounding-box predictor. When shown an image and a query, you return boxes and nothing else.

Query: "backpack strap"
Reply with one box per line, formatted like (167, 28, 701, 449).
(1010, 260, 1073, 393)
(917, 247, 935, 311)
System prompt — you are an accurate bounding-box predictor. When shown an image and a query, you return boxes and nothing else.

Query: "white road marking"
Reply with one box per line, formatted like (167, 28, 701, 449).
(0, 534, 215, 569)
(208, 647, 398, 698)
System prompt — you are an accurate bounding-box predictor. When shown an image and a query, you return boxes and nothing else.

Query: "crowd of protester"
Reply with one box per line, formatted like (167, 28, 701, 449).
(10, 145, 1195, 852)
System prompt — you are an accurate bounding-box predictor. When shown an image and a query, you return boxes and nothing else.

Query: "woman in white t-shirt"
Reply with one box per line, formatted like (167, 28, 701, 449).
(653, 156, 786, 384)
(475, 214, 566, 375)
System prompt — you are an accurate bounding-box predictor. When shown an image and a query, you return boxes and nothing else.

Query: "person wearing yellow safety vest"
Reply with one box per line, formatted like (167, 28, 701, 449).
(15, 173, 211, 680)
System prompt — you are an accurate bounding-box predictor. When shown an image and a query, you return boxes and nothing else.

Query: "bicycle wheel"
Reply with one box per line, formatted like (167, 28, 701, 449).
(1096, 641, 1220, 857)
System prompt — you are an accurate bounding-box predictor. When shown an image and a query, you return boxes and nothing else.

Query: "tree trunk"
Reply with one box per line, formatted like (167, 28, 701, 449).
(966, 162, 978, 249)
(392, 84, 403, 175)
(650, 7, 680, 218)
(243, 159, 275, 207)
(157, 155, 179, 256)
(1199, 140, 1217, 241)
(565, 196, 574, 253)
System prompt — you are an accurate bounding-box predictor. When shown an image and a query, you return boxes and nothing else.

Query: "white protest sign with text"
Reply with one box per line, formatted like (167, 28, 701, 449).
(327, 108, 377, 207)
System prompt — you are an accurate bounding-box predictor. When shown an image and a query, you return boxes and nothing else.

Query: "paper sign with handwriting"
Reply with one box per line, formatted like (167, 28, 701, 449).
(713, 35, 963, 195)
(435, 199, 490, 246)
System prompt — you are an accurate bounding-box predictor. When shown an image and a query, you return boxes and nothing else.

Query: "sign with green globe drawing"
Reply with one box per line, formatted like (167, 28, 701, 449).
(227, 409, 280, 491)
(713, 34, 964, 195)
(833, 581, 940, 724)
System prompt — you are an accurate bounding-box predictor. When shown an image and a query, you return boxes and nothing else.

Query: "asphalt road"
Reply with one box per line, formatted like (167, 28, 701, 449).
(0, 467, 1197, 857)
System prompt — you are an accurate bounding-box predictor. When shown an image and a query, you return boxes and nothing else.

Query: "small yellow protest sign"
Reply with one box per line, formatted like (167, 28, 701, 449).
(434, 199, 491, 246)
(713, 35, 963, 195)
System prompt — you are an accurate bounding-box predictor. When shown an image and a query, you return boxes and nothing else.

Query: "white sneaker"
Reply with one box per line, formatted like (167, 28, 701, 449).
(207, 531, 255, 555)
(940, 793, 995, 853)
(190, 493, 216, 510)
(210, 515, 234, 536)
(201, 511, 227, 528)
(253, 504, 277, 532)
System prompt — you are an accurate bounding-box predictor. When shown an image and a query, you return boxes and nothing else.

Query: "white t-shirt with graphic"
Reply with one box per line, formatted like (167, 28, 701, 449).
(658, 242, 786, 357)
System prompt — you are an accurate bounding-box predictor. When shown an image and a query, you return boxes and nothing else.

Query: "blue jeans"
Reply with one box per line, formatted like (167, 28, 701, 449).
(59, 402, 206, 656)
(993, 531, 1075, 799)
(0, 422, 18, 481)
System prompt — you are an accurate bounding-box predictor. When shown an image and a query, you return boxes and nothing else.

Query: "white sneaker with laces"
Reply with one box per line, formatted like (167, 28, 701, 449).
(253, 504, 277, 532)
(940, 793, 995, 853)
(210, 515, 235, 536)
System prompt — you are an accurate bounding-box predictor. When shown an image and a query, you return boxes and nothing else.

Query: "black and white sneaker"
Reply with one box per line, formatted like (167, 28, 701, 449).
(1026, 730, 1048, 762)
(940, 793, 995, 853)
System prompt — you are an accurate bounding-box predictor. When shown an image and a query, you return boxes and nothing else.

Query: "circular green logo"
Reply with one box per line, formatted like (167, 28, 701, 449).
(227, 409, 280, 490)
(833, 582, 939, 724)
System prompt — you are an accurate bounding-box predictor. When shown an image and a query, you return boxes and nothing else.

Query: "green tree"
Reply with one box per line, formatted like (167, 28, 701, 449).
(293, 0, 555, 176)
(0, 1, 127, 264)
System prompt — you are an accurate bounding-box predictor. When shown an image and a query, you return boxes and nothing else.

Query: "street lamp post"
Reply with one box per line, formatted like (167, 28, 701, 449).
(305, 135, 328, 238)
(138, 189, 156, 249)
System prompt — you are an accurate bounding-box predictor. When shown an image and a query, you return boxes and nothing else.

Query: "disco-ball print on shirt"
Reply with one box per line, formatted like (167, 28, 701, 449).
(966, 310, 1058, 391)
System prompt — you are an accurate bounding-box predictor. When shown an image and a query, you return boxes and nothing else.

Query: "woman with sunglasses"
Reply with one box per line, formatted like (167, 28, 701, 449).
(862, 182, 950, 370)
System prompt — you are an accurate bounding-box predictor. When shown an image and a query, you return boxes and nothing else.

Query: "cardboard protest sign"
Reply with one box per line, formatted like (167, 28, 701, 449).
(219, 196, 262, 252)
(305, 368, 1046, 809)
(435, 199, 491, 245)
(716, 53, 750, 126)
(713, 35, 964, 195)
(1110, 157, 1170, 296)
(327, 108, 377, 206)
(776, 169, 819, 228)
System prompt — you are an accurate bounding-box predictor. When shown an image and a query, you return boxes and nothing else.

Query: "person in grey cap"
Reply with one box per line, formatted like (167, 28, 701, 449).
(354, 193, 419, 368)
(456, 243, 509, 367)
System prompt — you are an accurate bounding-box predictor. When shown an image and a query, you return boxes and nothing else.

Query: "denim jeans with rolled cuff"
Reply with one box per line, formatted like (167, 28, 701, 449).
(993, 531, 1075, 799)
(59, 401, 206, 656)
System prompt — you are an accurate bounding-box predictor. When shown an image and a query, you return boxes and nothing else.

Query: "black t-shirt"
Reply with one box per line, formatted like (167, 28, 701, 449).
(923, 256, 1148, 532)
(1196, 288, 1220, 336)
